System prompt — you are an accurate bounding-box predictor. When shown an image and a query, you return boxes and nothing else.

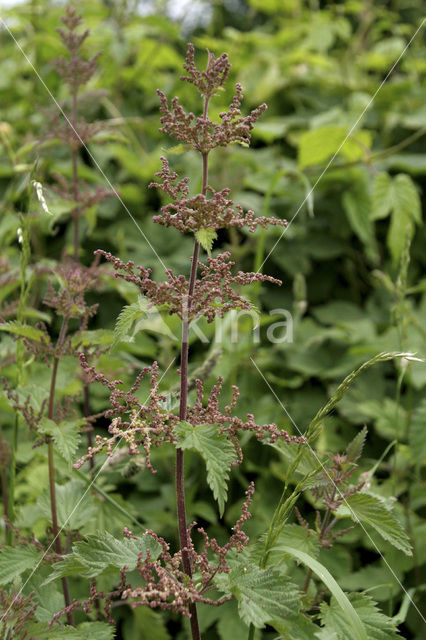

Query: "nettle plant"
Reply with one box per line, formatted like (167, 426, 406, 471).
(0, 7, 417, 640)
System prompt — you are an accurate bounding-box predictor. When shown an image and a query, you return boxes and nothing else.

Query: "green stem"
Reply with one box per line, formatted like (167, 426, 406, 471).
(248, 623, 255, 640)
(47, 317, 74, 626)
(5, 416, 18, 545)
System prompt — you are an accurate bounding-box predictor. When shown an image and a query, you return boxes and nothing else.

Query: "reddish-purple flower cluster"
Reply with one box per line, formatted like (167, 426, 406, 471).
(43, 259, 100, 325)
(150, 156, 287, 233)
(50, 484, 255, 625)
(55, 5, 100, 93)
(95, 249, 280, 322)
(74, 353, 305, 474)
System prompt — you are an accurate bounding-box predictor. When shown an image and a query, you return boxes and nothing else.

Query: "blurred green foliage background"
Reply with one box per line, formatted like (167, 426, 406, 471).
(0, 0, 425, 638)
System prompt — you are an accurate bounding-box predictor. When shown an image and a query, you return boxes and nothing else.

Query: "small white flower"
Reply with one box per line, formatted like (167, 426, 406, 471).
(400, 353, 424, 370)
(17, 227, 23, 244)
(32, 180, 52, 215)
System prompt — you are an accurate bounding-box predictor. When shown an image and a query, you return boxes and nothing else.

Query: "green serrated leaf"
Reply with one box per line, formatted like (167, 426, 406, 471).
(336, 492, 412, 555)
(195, 228, 218, 255)
(387, 173, 421, 265)
(25, 570, 64, 623)
(0, 545, 43, 586)
(44, 531, 162, 582)
(124, 606, 171, 640)
(346, 426, 368, 463)
(216, 599, 261, 640)
(72, 329, 114, 348)
(26, 621, 115, 640)
(75, 622, 116, 640)
(174, 421, 237, 516)
(37, 480, 96, 531)
(273, 613, 321, 640)
(39, 418, 82, 464)
(371, 172, 393, 220)
(320, 593, 400, 640)
(113, 296, 148, 347)
(225, 561, 300, 629)
(0, 320, 48, 343)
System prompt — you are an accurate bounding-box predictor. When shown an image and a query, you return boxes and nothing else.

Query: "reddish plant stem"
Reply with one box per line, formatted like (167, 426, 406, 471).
(47, 317, 74, 626)
(71, 90, 80, 263)
(83, 383, 95, 471)
(82, 368, 100, 615)
(70, 92, 94, 470)
(177, 239, 200, 640)
(176, 94, 210, 635)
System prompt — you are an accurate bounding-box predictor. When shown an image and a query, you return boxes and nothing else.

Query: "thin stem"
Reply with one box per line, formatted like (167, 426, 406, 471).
(248, 623, 255, 640)
(175, 98, 210, 639)
(5, 415, 17, 546)
(83, 383, 95, 471)
(0, 424, 9, 542)
(71, 90, 80, 262)
(70, 91, 94, 471)
(176, 239, 200, 640)
(47, 317, 74, 626)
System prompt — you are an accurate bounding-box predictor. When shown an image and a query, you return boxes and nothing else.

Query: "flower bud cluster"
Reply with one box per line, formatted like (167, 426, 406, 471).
(43, 259, 99, 326)
(150, 157, 287, 233)
(55, 5, 100, 92)
(95, 249, 280, 323)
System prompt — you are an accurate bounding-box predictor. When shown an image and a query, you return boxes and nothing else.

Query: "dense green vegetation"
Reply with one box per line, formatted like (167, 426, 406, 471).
(0, 1, 425, 639)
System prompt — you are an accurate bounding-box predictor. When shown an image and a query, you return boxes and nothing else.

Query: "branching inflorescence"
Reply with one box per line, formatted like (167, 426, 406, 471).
(71, 42, 301, 639)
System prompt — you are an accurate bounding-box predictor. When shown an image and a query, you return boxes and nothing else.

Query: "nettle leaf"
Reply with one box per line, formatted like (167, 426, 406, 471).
(38, 480, 96, 531)
(320, 593, 400, 640)
(39, 417, 82, 464)
(44, 531, 162, 582)
(113, 295, 149, 347)
(346, 426, 368, 463)
(387, 174, 421, 264)
(124, 606, 171, 640)
(273, 613, 321, 640)
(195, 228, 218, 255)
(72, 329, 114, 348)
(216, 599, 261, 640)
(225, 561, 300, 629)
(0, 320, 48, 343)
(74, 622, 116, 640)
(174, 421, 237, 516)
(409, 398, 426, 466)
(336, 492, 412, 555)
(372, 172, 422, 265)
(372, 172, 393, 220)
(26, 570, 64, 623)
(0, 545, 43, 586)
(26, 621, 115, 640)
(298, 126, 371, 170)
